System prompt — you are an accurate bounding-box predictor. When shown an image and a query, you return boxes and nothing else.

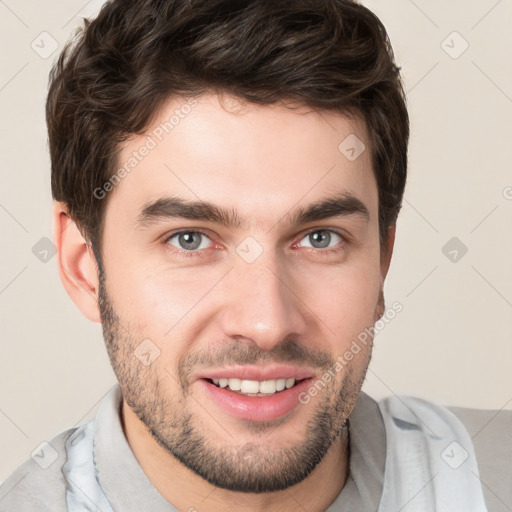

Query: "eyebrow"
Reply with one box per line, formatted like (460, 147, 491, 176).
(135, 192, 370, 230)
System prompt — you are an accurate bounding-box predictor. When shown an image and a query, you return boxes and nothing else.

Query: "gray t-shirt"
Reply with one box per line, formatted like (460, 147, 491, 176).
(0, 385, 510, 511)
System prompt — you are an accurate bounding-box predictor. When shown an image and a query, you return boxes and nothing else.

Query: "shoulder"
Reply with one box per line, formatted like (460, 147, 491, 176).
(446, 403, 512, 511)
(0, 426, 78, 512)
(376, 394, 511, 511)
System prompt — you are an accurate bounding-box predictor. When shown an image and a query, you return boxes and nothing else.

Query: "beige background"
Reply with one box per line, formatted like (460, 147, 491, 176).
(0, 0, 511, 482)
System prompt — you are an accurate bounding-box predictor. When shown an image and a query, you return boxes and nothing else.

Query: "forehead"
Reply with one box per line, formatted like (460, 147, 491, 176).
(107, 93, 377, 230)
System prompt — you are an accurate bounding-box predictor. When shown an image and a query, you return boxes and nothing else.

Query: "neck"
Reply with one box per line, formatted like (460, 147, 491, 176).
(122, 402, 350, 512)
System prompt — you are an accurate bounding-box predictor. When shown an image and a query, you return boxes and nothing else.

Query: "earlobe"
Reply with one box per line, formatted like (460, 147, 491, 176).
(52, 202, 101, 323)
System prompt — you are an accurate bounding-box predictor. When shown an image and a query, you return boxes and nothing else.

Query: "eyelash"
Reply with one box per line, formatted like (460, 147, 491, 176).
(162, 228, 348, 258)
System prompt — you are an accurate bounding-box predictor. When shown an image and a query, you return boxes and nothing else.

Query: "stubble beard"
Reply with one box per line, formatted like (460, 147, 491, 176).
(97, 273, 372, 493)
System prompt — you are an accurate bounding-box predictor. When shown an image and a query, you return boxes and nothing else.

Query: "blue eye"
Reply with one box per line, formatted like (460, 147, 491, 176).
(298, 229, 343, 250)
(166, 231, 212, 252)
(163, 228, 347, 259)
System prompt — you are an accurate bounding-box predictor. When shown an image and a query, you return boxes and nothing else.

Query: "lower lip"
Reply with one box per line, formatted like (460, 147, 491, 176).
(198, 378, 312, 422)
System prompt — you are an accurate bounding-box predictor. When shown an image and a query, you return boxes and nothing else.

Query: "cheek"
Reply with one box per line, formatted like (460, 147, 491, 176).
(107, 247, 218, 324)
(294, 256, 381, 342)
(106, 265, 225, 363)
(104, 232, 381, 358)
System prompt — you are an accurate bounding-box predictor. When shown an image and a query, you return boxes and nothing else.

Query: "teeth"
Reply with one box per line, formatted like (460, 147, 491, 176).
(285, 378, 295, 389)
(259, 380, 277, 394)
(240, 380, 260, 394)
(228, 378, 241, 391)
(212, 377, 297, 394)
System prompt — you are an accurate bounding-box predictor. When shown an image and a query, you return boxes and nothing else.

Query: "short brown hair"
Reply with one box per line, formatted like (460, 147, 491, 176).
(47, 0, 409, 263)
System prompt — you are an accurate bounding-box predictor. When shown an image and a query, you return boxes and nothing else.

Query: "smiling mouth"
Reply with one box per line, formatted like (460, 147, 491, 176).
(204, 377, 307, 396)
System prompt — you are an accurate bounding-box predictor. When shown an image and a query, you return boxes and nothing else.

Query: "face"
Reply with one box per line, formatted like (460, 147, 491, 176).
(97, 93, 388, 492)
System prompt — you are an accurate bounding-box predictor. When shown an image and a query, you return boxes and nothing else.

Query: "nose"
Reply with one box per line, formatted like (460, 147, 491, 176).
(218, 254, 308, 352)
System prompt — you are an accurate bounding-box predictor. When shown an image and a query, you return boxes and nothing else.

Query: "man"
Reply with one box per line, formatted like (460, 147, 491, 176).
(0, 0, 510, 511)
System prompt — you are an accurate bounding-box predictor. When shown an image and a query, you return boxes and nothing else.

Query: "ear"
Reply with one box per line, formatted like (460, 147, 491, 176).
(375, 224, 396, 320)
(380, 224, 396, 281)
(52, 202, 101, 323)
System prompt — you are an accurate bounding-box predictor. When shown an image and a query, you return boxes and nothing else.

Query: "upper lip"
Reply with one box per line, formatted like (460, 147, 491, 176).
(196, 364, 316, 382)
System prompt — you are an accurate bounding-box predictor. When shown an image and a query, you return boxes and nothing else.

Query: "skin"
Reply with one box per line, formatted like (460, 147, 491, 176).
(54, 92, 395, 512)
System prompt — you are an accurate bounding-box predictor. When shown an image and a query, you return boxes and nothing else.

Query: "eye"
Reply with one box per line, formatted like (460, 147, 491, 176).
(297, 229, 343, 250)
(166, 231, 212, 252)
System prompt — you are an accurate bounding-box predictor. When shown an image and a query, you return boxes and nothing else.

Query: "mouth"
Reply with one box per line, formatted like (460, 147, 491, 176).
(195, 366, 315, 422)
